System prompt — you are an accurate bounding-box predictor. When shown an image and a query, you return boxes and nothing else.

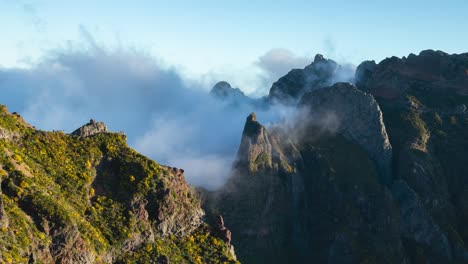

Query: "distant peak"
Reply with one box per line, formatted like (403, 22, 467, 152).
(314, 54, 326, 63)
(213, 81, 232, 90)
(210, 81, 248, 101)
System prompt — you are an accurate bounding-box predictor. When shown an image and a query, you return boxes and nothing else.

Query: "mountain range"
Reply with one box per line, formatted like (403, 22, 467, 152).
(1, 49, 468, 263)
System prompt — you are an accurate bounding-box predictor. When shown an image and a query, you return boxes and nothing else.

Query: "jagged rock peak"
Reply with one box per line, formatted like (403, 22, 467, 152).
(268, 54, 343, 104)
(71, 119, 108, 137)
(235, 112, 273, 173)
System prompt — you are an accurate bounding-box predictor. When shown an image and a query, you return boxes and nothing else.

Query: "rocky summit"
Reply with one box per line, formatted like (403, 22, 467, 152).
(268, 54, 353, 104)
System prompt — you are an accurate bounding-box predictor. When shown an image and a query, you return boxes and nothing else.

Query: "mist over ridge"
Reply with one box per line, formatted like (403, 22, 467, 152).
(0, 36, 354, 189)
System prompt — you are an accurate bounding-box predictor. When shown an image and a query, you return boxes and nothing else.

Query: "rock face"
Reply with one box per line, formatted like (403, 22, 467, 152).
(71, 119, 108, 137)
(355, 50, 468, 263)
(299, 82, 393, 184)
(152, 166, 205, 237)
(268, 54, 353, 104)
(392, 180, 453, 261)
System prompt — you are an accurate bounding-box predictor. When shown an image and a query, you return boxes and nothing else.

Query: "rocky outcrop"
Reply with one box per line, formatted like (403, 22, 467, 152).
(299, 82, 393, 184)
(214, 215, 236, 260)
(0, 127, 21, 142)
(154, 166, 204, 237)
(71, 119, 108, 137)
(268, 54, 353, 104)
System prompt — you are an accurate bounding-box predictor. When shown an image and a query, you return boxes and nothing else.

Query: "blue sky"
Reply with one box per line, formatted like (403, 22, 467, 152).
(1, 0, 467, 81)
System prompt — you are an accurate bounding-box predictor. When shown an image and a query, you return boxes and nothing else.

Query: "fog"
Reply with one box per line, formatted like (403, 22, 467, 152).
(0, 42, 298, 189)
(0, 31, 358, 190)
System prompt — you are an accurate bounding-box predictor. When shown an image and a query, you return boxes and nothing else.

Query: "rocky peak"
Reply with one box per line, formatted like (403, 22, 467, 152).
(242, 112, 263, 137)
(299, 82, 393, 184)
(235, 112, 273, 173)
(71, 119, 108, 137)
(247, 112, 256, 122)
(314, 54, 326, 63)
(210, 81, 247, 100)
(211, 81, 232, 94)
(268, 54, 349, 104)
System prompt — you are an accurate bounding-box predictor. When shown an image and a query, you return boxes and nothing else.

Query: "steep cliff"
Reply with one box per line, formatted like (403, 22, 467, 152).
(356, 50, 468, 263)
(299, 82, 393, 184)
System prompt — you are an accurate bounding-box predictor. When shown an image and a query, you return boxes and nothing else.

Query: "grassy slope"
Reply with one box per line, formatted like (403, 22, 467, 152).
(0, 105, 237, 264)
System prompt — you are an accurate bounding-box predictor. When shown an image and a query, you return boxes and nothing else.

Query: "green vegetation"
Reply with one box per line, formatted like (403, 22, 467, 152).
(0, 104, 237, 263)
(116, 227, 236, 264)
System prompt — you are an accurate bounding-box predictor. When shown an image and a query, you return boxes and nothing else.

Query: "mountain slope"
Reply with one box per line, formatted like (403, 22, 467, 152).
(0, 105, 237, 264)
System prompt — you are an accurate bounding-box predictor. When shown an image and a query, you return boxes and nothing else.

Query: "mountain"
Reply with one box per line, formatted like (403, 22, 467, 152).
(210, 81, 248, 100)
(0, 106, 237, 263)
(206, 51, 468, 263)
(267, 54, 354, 104)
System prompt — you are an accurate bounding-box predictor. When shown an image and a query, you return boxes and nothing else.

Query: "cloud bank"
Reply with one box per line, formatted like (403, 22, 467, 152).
(0, 41, 295, 189)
